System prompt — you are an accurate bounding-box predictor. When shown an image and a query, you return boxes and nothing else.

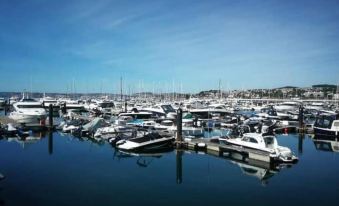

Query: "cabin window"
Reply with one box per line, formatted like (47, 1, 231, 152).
(333, 121, 339, 127)
(242, 137, 250, 142)
(323, 119, 331, 128)
(249, 138, 258, 143)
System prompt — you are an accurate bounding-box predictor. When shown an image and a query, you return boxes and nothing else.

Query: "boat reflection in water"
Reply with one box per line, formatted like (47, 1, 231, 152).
(4, 131, 45, 148)
(222, 150, 292, 185)
(313, 135, 339, 153)
(114, 147, 174, 167)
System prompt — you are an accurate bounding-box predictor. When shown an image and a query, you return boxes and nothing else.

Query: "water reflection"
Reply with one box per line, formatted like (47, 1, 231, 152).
(113, 148, 174, 167)
(0, 131, 295, 186)
(222, 151, 285, 185)
(176, 150, 183, 184)
(48, 131, 53, 155)
(0, 173, 4, 206)
(5, 135, 42, 148)
(313, 135, 339, 153)
(298, 133, 304, 154)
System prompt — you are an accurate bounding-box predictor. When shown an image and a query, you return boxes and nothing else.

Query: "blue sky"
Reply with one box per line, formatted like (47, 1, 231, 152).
(1, 0, 339, 93)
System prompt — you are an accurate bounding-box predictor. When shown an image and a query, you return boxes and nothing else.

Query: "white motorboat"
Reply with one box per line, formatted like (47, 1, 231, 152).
(139, 104, 177, 119)
(189, 104, 233, 119)
(219, 133, 298, 163)
(274, 101, 301, 112)
(313, 114, 339, 138)
(40, 96, 58, 108)
(116, 131, 175, 152)
(9, 99, 47, 124)
(86, 99, 114, 111)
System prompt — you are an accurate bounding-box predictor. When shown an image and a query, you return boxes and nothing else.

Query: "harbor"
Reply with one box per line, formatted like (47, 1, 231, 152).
(1, 92, 339, 205)
(1, 0, 339, 205)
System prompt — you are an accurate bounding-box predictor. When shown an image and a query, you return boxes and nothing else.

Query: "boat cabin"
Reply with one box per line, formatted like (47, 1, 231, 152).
(314, 114, 339, 130)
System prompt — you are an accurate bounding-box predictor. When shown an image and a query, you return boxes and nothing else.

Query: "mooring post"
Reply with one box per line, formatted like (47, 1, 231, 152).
(176, 108, 183, 146)
(49, 104, 53, 129)
(62, 102, 66, 114)
(298, 105, 304, 131)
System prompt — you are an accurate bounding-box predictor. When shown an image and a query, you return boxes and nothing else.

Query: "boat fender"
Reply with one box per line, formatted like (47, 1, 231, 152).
(284, 127, 288, 134)
(197, 142, 206, 148)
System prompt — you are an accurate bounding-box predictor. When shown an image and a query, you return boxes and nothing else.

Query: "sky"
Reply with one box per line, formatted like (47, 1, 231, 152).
(1, 0, 339, 93)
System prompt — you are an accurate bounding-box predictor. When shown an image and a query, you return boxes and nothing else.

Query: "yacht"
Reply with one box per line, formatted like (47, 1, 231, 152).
(116, 131, 175, 152)
(139, 104, 177, 119)
(219, 133, 298, 163)
(305, 102, 326, 111)
(274, 101, 301, 112)
(189, 104, 232, 119)
(85, 99, 114, 112)
(256, 107, 292, 120)
(313, 114, 339, 138)
(9, 98, 47, 124)
(118, 110, 154, 120)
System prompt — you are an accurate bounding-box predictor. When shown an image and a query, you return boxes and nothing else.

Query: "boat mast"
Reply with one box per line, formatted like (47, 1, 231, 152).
(30, 76, 33, 99)
(120, 77, 123, 102)
(219, 79, 221, 101)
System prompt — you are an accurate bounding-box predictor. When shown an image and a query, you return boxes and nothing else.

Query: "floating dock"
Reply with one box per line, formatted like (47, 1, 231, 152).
(183, 137, 273, 163)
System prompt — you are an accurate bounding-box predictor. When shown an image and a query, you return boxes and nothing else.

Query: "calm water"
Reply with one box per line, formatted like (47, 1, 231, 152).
(0, 128, 339, 205)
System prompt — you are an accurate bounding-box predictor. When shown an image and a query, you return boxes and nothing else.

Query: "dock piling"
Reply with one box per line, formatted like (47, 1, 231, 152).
(176, 108, 183, 147)
(4, 100, 7, 116)
(62, 102, 66, 114)
(49, 104, 53, 129)
(298, 105, 304, 131)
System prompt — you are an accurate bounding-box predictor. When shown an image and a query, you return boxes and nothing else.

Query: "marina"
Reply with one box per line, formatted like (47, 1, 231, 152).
(0, 93, 339, 205)
(1, 0, 339, 205)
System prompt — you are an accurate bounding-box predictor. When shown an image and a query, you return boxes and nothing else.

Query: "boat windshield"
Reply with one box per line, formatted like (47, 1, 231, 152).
(161, 105, 175, 113)
(130, 133, 163, 143)
(314, 115, 335, 129)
